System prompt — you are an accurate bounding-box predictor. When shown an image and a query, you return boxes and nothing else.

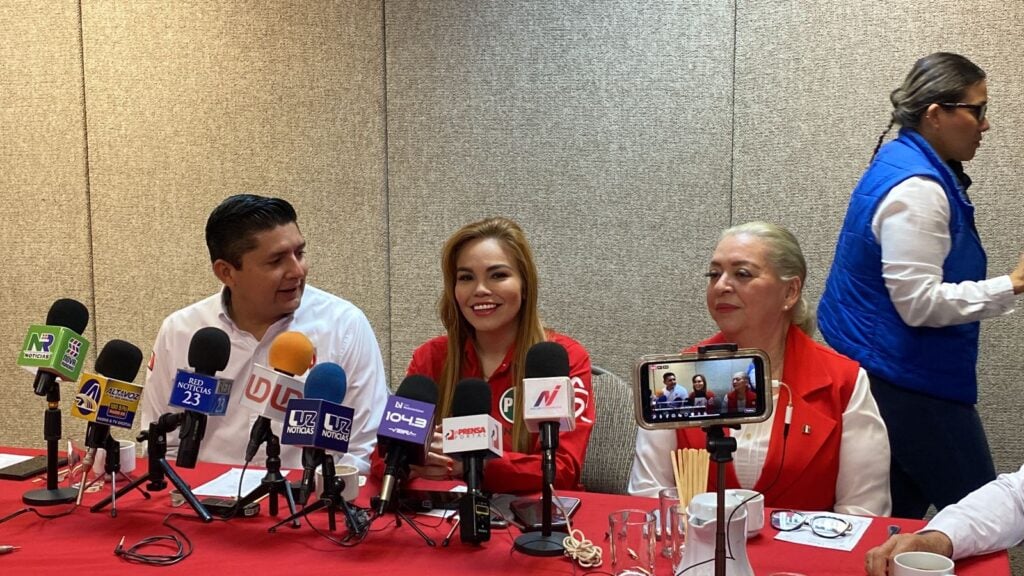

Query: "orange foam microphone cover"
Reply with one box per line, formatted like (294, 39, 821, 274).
(268, 331, 315, 376)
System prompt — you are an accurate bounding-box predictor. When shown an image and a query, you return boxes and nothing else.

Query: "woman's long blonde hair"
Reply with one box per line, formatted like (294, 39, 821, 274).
(437, 217, 546, 452)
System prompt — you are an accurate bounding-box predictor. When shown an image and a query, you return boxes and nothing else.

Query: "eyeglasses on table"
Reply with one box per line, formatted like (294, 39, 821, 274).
(769, 509, 853, 539)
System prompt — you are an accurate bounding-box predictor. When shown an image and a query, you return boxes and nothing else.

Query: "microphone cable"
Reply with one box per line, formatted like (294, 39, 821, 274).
(679, 382, 796, 575)
(721, 380, 794, 566)
(0, 504, 76, 525)
(296, 499, 372, 548)
(216, 459, 252, 521)
(551, 484, 603, 569)
(113, 512, 195, 566)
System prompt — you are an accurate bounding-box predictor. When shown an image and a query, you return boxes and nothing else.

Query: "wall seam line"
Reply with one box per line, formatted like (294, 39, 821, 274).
(730, 0, 738, 226)
(381, 0, 394, 389)
(77, 0, 98, 348)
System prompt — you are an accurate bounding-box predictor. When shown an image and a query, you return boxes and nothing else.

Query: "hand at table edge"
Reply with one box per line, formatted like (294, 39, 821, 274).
(863, 531, 954, 575)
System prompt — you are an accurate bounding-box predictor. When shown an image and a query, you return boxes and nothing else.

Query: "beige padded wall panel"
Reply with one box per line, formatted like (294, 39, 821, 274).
(734, 0, 1024, 475)
(734, 2, 1024, 566)
(0, 2, 93, 448)
(386, 1, 734, 385)
(81, 0, 388, 410)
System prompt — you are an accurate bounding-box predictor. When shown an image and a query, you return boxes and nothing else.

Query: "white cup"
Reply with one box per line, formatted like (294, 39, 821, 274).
(314, 464, 360, 502)
(726, 488, 764, 537)
(892, 551, 956, 576)
(92, 440, 137, 476)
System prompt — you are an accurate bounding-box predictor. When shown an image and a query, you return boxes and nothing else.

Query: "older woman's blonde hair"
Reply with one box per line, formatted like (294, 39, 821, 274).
(437, 216, 546, 452)
(720, 221, 816, 336)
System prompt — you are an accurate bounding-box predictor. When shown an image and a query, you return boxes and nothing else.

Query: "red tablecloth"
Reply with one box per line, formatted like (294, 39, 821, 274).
(0, 448, 1010, 575)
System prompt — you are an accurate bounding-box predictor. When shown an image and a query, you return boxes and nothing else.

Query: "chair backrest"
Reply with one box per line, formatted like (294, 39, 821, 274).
(581, 369, 637, 494)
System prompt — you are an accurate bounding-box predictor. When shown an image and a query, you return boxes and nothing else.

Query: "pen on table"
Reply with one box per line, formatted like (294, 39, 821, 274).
(0, 545, 20, 555)
(442, 516, 460, 547)
(887, 525, 901, 537)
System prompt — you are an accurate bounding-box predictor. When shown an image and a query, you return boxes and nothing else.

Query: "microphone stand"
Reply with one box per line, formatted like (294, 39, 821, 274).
(233, 425, 299, 527)
(92, 414, 212, 522)
(704, 425, 738, 576)
(76, 422, 107, 506)
(513, 421, 567, 556)
(369, 455, 436, 547)
(75, 427, 150, 516)
(23, 379, 77, 506)
(269, 453, 368, 537)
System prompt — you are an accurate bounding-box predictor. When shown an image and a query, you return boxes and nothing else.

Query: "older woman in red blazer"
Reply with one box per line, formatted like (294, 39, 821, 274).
(628, 222, 891, 516)
(725, 371, 758, 412)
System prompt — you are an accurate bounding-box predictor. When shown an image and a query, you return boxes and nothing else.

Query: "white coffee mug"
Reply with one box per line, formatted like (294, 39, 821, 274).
(92, 440, 137, 476)
(314, 464, 360, 502)
(336, 464, 359, 502)
(892, 551, 956, 576)
(726, 488, 765, 537)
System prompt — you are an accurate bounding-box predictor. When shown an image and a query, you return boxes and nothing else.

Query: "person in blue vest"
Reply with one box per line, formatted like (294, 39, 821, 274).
(819, 53, 1024, 519)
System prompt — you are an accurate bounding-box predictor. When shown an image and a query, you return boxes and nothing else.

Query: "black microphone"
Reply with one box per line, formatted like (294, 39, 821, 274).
(72, 340, 143, 503)
(522, 341, 573, 487)
(16, 298, 91, 505)
(77, 341, 144, 452)
(445, 378, 501, 544)
(24, 299, 90, 396)
(174, 327, 231, 468)
(515, 341, 573, 553)
(374, 375, 438, 515)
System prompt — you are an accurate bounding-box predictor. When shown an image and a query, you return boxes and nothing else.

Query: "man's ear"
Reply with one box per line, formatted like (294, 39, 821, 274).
(212, 259, 236, 286)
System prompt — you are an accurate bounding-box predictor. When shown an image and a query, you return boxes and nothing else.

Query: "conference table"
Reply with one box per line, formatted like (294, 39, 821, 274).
(0, 448, 1010, 575)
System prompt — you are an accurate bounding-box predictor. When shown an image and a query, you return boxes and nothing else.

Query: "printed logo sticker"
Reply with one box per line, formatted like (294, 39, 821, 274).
(499, 388, 516, 424)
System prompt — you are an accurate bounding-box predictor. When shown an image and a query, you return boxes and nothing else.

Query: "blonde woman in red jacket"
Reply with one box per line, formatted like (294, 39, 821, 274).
(373, 217, 595, 494)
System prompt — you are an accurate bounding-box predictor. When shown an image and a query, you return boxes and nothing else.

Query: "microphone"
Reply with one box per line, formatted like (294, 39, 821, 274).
(280, 362, 353, 503)
(17, 298, 91, 396)
(513, 342, 574, 556)
(70, 339, 143, 503)
(168, 327, 232, 468)
(522, 342, 575, 478)
(71, 340, 145, 449)
(442, 378, 503, 544)
(239, 331, 315, 463)
(374, 375, 438, 515)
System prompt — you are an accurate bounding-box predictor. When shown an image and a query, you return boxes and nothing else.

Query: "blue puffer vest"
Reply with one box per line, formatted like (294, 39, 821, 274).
(819, 129, 986, 404)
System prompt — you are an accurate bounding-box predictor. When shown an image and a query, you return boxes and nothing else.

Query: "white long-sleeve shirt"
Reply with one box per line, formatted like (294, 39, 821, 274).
(628, 370, 891, 516)
(140, 285, 389, 473)
(926, 464, 1024, 559)
(872, 176, 1015, 327)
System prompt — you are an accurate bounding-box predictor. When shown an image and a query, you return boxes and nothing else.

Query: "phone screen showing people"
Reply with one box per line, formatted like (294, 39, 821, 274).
(634, 351, 771, 429)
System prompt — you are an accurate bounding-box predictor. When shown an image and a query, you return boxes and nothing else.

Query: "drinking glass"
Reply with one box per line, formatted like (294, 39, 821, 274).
(608, 509, 656, 576)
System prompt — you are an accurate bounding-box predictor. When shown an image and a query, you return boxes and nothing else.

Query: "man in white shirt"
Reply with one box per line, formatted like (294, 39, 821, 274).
(864, 464, 1024, 575)
(660, 372, 687, 407)
(139, 194, 389, 473)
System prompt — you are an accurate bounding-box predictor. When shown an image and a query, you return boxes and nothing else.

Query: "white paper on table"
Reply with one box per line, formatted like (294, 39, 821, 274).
(0, 453, 35, 469)
(191, 468, 291, 498)
(772, 511, 872, 551)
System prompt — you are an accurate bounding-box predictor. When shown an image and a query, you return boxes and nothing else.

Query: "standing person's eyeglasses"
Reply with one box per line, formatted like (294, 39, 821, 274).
(939, 102, 987, 122)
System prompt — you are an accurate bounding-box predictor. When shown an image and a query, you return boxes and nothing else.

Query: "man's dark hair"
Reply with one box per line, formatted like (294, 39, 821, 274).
(205, 194, 298, 267)
(663, 372, 676, 382)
